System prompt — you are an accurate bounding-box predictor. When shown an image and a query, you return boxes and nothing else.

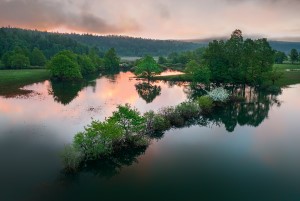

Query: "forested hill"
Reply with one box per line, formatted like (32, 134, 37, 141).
(68, 34, 200, 56)
(0, 27, 200, 57)
(0, 27, 89, 58)
(268, 41, 300, 54)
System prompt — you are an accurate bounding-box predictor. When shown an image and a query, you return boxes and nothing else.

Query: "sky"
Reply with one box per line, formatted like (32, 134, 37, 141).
(0, 0, 300, 40)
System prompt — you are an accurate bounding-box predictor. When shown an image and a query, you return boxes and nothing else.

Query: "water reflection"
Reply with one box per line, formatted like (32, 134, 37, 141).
(1, 71, 296, 201)
(135, 82, 161, 103)
(48, 75, 98, 105)
(186, 85, 283, 132)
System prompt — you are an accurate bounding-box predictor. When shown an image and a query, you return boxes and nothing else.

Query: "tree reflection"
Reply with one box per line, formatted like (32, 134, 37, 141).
(48, 75, 98, 105)
(204, 86, 282, 132)
(135, 82, 161, 103)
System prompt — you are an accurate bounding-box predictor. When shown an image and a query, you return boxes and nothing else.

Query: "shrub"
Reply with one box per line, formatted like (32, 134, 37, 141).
(144, 111, 171, 134)
(175, 101, 200, 120)
(207, 87, 229, 102)
(61, 144, 84, 172)
(74, 120, 123, 159)
(197, 95, 214, 113)
(158, 106, 185, 127)
(108, 104, 146, 139)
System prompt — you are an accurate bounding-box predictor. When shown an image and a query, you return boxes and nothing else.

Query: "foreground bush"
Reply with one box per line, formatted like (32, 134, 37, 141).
(61, 144, 84, 172)
(74, 120, 123, 159)
(197, 96, 214, 113)
(175, 101, 201, 120)
(144, 111, 171, 134)
(108, 104, 147, 139)
(207, 87, 229, 102)
(72, 104, 149, 162)
(158, 106, 185, 127)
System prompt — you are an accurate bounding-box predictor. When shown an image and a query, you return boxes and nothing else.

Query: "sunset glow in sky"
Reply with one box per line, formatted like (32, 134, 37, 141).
(0, 0, 300, 40)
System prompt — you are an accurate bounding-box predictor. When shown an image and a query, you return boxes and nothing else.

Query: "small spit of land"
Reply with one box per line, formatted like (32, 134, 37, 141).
(0, 69, 50, 96)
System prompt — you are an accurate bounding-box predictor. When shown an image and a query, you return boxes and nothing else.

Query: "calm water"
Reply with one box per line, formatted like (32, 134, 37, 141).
(0, 71, 300, 201)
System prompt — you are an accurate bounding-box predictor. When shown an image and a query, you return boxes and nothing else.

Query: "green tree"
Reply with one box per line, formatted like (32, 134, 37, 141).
(225, 29, 244, 83)
(30, 47, 47, 66)
(158, 56, 167, 64)
(10, 53, 30, 68)
(168, 52, 179, 64)
(254, 38, 275, 84)
(185, 60, 210, 84)
(77, 54, 96, 75)
(203, 40, 230, 83)
(89, 47, 104, 70)
(48, 51, 82, 80)
(2, 51, 14, 67)
(135, 55, 162, 79)
(274, 51, 287, 64)
(104, 48, 120, 71)
(290, 49, 299, 64)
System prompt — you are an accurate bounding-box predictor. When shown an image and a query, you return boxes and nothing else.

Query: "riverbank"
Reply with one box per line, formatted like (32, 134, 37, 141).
(0, 69, 50, 96)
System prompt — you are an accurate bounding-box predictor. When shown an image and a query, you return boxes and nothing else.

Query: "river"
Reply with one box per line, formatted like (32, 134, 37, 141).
(0, 71, 299, 201)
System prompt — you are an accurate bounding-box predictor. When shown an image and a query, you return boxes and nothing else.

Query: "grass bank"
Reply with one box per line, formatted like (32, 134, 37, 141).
(273, 64, 300, 87)
(0, 69, 50, 96)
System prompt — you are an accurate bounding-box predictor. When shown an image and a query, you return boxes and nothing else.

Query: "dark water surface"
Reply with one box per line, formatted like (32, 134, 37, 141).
(0, 71, 300, 201)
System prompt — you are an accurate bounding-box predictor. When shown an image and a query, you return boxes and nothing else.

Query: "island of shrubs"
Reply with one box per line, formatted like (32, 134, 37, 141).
(61, 87, 233, 172)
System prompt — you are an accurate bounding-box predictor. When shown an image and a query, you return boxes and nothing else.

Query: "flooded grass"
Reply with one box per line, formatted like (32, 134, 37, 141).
(0, 69, 50, 97)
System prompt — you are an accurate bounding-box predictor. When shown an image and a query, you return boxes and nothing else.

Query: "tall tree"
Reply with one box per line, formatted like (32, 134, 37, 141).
(10, 53, 30, 69)
(47, 51, 82, 80)
(104, 48, 120, 71)
(290, 49, 299, 64)
(203, 40, 230, 83)
(30, 47, 47, 66)
(185, 60, 210, 84)
(274, 51, 287, 64)
(135, 55, 162, 80)
(225, 29, 244, 83)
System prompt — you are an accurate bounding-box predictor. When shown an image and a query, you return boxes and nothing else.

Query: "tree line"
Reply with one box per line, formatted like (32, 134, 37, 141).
(150, 30, 294, 87)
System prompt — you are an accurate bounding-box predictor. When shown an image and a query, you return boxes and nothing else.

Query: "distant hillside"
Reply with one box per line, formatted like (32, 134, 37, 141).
(68, 34, 201, 56)
(0, 27, 202, 57)
(0, 27, 89, 58)
(268, 41, 300, 54)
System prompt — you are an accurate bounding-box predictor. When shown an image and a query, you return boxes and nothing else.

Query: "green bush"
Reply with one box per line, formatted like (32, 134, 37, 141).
(144, 111, 171, 133)
(10, 53, 30, 68)
(175, 101, 200, 120)
(60, 144, 84, 172)
(74, 120, 123, 159)
(158, 106, 185, 127)
(197, 96, 214, 113)
(108, 104, 146, 139)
